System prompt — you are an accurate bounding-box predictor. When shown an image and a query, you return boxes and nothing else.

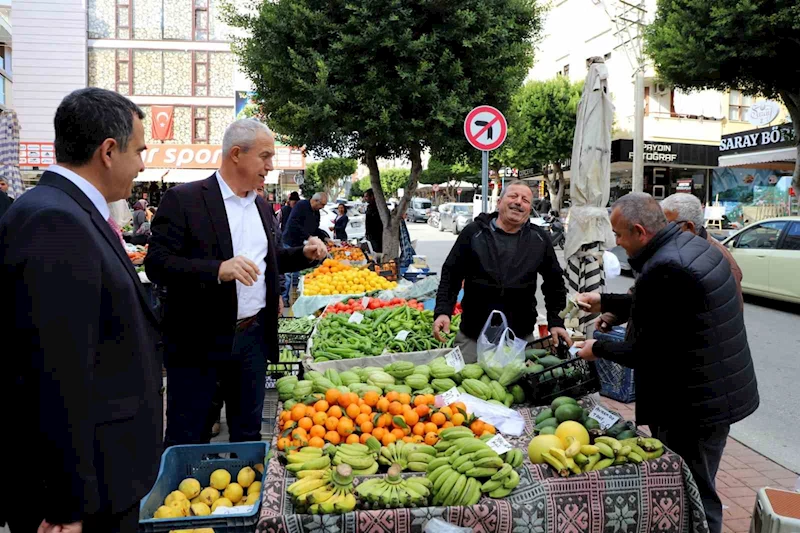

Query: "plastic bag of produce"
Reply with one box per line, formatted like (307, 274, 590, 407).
(476, 311, 527, 384)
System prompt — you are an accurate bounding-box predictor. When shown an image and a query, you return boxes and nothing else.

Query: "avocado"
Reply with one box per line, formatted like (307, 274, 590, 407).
(534, 408, 554, 425)
(554, 403, 584, 423)
(538, 426, 556, 435)
(550, 396, 579, 412)
(580, 408, 590, 424)
(606, 421, 629, 438)
(537, 355, 563, 368)
(584, 418, 601, 431)
(616, 430, 638, 440)
(534, 417, 558, 430)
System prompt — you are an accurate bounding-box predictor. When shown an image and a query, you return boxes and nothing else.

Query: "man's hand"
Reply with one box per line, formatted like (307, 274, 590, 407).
(304, 237, 328, 261)
(433, 315, 451, 343)
(596, 312, 618, 333)
(38, 520, 82, 533)
(550, 326, 572, 347)
(576, 292, 602, 313)
(575, 339, 598, 361)
(218, 255, 261, 286)
(278, 298, 284, 315)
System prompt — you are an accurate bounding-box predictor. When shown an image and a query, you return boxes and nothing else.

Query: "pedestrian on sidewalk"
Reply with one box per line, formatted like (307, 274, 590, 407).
(364, 188, 383, 253)
(575, 192, 759, 533)
(432, 180, 571, 358)
(0, 88, 162, 532)
(281, 191, 330, 303)
(145, 118, 326, 447)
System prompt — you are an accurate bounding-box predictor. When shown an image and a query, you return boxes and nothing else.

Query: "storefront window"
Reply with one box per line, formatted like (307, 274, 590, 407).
(711, 168, 794, 224)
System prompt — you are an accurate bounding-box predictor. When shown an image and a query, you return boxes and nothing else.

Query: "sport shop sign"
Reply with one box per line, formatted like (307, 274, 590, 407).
(140, 144, 307, 169)
(720, 124, 796, 155)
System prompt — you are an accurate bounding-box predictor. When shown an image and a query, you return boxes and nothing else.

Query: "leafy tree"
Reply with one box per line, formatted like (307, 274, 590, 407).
(299, 162, 323, 199)
(504, 77, 582, 210)
(378, 168, 412, 198)
(420, 157, 480, 201)
(645, 0, 800, 192)
(226, 0, 542, 258)
(317, 157, 358, 197)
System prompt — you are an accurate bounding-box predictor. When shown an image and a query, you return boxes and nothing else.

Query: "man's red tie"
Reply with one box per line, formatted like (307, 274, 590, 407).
(107, 216, 126, 248)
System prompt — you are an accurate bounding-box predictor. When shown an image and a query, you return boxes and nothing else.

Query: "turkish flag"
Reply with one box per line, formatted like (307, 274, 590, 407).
(151, 106, 174, 141)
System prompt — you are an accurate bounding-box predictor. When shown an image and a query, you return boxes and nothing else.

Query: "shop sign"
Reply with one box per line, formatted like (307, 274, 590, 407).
(720, 124, 795, 154)
(612, 139, 719, 167)
(142, 144, 223, 168)
(677, 179, 693, 192)
(20, 142, 55, 167)
(631, 143, 679, 163)
(746, 101, 780, 127)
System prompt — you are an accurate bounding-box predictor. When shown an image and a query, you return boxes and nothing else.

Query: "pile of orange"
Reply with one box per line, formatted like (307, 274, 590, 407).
(276, 388, 497, 452)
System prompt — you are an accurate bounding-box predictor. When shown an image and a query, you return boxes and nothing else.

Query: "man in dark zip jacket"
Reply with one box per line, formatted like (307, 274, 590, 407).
(576, 193, 758, 533)
(433, 181, 570, 357)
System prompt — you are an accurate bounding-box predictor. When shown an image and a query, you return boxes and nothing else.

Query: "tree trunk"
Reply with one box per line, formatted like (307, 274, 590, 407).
(543, 163, 563, 212)
(365, 146, 422, 261)
(779, 89, 800, 200)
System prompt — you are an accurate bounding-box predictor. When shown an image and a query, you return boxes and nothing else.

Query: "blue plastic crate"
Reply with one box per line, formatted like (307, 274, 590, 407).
(139, 441, 268, 533)
(593, 326, 636, 403)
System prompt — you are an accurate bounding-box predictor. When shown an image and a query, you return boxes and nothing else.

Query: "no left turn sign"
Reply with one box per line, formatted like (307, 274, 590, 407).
(464, 105, 508, 151)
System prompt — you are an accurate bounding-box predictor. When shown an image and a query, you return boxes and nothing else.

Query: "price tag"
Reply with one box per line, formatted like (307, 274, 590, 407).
(444, 347, 465, 372)
(395, 330, 410, 341)
(568, 345, 580, 359)
(485, 434, 514, 455)
(348, 312, 364, 324)
(440, 387, 461, 405)
(345, 251, 351, 257)
(361, 297, 370, 308)
(588, 406, 620, 430)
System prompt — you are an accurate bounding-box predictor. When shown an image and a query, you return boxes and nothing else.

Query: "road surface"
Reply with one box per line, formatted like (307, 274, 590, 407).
(409, 221, 800, 473)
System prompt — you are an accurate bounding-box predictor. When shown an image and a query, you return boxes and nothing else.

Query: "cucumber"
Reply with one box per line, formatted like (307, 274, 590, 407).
(525, 349, 550, 360)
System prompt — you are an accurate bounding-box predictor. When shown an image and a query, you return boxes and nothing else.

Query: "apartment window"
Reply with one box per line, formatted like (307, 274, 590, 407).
(729, 90, 753, 121)
(193, 106, 209, 143)
(193, 52, 209, 96)
(115, 49, 132, 95)
(116, 0, 132, 39)
(563, 65, 570, 78)
(194, 0, 210, 41)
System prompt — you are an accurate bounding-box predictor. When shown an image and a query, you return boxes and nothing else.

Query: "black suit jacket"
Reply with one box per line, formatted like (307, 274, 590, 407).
(145, 174, 311, 365)
(0, 171, 162, 524)
(0, 188, 11, 220)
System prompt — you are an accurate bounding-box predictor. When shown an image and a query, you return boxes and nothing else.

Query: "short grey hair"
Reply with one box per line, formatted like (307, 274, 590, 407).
(612, 192, 667, 234)
(222, 118, 272, 155)
(500, 180, 533, 199)
(661, 193, 704, 229)
(311, 192, 328, 202)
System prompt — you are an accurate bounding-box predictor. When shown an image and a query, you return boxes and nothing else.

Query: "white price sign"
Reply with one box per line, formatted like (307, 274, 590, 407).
(395, 330, 411, 341)
(445, 347, 465, 372)
(361, 297, 370, 308)
(485, 434, 513, 455)
(440, 387, 461, 406)
(348, 312, 364, 324)
(588, 406, 620, 430)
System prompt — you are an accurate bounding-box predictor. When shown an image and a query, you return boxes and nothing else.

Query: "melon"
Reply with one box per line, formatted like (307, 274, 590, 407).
(555, 421, 590, 447)
(527, 434, 565, 464)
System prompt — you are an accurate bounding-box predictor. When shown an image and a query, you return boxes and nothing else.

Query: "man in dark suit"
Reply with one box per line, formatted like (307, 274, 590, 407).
(146, 119, 327, 447)
(0, 88, 162, 532)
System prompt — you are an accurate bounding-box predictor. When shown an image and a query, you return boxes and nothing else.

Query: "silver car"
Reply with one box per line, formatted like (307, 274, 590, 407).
(439, 203, 473, 234)
(408, 197, 433, 222)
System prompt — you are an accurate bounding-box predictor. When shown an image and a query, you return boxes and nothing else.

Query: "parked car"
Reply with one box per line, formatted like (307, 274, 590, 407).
(318, 202, 366, 241)
(439, 203, 473, 234)
(722, 217, 800, 304)
(408, 197, 433, 222)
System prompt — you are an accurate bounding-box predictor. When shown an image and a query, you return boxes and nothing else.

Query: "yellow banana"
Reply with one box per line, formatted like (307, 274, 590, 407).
(580, 445, 600, 456)
(550, 448, 569, 465)
(595, 436, 622, 453)
(565, 437, 581, 458)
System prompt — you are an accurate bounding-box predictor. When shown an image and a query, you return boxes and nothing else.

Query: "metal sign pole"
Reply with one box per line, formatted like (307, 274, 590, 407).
(481, 150, 489, 213)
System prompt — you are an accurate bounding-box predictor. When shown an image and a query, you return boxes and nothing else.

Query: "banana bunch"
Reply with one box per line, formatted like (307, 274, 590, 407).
(542, 436, 665, 477)
(288, 464, 357, 514)
(331, 441, 381, 475)
(426, 428, 521, 502)
(500, 448, 525, 468)
(285, 447, 332, 473)
(355, 464, 432, 509)
(378, 441, 437, 472)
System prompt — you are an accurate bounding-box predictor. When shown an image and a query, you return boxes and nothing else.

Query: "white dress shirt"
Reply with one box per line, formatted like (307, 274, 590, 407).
(48, 164, 110, 220)
(216, 171, 269, 320)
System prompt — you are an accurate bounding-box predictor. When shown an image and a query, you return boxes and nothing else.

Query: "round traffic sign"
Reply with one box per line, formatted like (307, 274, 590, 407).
(464, 105, 508, 151)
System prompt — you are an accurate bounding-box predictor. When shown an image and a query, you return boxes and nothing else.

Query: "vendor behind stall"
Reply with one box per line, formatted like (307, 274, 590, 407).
(433, 180, 571, 358)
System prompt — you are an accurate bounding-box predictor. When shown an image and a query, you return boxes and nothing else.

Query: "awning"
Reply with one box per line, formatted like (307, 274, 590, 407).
(134, 169, 169, 182)
(163, 169, 213, 183)
(718, 146, 797, 168)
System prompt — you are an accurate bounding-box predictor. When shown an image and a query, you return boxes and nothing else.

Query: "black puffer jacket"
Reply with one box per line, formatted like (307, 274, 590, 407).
(434, 212, 566, 340)
(595, 223, 759, 427)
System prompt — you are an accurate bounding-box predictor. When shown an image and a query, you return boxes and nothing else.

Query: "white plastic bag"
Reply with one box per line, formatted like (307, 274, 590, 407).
(476, 311, 527, 382)
(603, 250, 621, 278)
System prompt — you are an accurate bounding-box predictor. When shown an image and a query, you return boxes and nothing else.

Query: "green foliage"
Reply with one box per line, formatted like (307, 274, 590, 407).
(299, 162, 324, 198)
(379, 168, 411, 197)
(420, 158, 480, 185)
(505, 77, 583, 170)
(317, 158, 358, 191)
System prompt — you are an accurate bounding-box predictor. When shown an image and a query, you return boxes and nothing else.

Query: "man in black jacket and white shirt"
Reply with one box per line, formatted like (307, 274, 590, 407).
(433, 181, 571, 357)
(576, 192, 759, 533)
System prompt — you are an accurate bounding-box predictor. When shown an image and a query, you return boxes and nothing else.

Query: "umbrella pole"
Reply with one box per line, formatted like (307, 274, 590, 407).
(566, 242, 605, 338)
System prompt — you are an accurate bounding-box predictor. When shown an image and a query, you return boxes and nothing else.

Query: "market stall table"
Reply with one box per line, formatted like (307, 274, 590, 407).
(255, 402, 709, 533)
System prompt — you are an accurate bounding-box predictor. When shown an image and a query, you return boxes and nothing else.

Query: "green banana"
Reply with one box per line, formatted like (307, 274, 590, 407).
(444, 474, 468, 506)
(474, 456, 504, 469)
(614, 455, 628, 465)
(465, 467, 499, 478)
(627, 452, 643, 464)
(286, 455, 331, 472)
(618, 445, 632, 457)
(549, 448, 570, 465)
(583, 453, 601, 472)
(407, 461, 430, 472)
(407, 452, 433, 463)
(573, 453, 589, 466)
(434, 470, 461, 505)
(427, 457, 451, 473)
(428, 464, 453, 486)
(481, 478, 504, 493)
(351, 462, 379, 475)
(452, 452, 476, 470)
(463, 477, 483, 505)
(473, 448, 500, 461)
(595, 442, 615, 459)
(489, 486, 513, 498)
(503, 470, 520, 489)
(580, 445, 600, 456)
(440, 427, 475, 440)
(491, 463, 513, 481)
(592, 458, 614, 471)
(595, 436, 622, 453)
(456, 461, 475, 474)
(433, 468, 458, 495)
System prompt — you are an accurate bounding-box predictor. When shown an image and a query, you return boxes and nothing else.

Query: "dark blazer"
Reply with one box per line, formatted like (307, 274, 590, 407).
(145, 174, 311, 365)
(333, 213, 349, 240)
(282, 198, 330, 246)
(0, 171, 162, 525)
(0, 188, 11, 220)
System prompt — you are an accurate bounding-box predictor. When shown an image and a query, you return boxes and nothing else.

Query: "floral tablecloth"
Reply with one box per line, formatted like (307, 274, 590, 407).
(257, 402, 709, 533)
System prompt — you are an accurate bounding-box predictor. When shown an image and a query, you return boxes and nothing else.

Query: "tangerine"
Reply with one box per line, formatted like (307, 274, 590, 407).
(308, 436, 325, 448)
(310, 425, 326, 438)
(312, 411, 327, 426)
(305, 405, 316, 417)
(324, 431, 341, 444)
(431, 412, 446, 426)
(363, 391, 380, 407)
(376, 398, 390, 413)
(412, 422, 426, 436)
(290, 404, 306, 421)
(424, 432, 439, 445)
(440, 406, 453, 419)
(388, 401, 403, 415)
(402, 436, 413, 443)
(277, 437, 291, 451)
(346, 434, 360, 444)
(360, 421, 374, 434)
(298, 417, 313, 431)
(385, 391, 400, 402)
(360, 433, 372, 444)
(450, 401, 467, 414)
(451, 413, 465, 427)
(353, 413, 368, 426)
(314, 400, 329, 413)
(360, 404, 372, 415)
(324, 416, 339, 431)
(424, 422, 438, 434)
(338, 418, 354, 436)
(381, 433, 397, 446)
(442, 421, 454, 429)
(327, 405, 343, 419)
(346, 404, 361, 419)
(415, 405, 430, 419)
(404, 410, 420, 426)
(391, 428, 405, 440)
(398, 393, 411, 405)
(338, 393, 353, 408)
(413, 395, 427, 407)
(470, 420, 485, 435)
(325, 389, 341, 405)
(483, 423, 497, 435)
(412, 435, 424, 443)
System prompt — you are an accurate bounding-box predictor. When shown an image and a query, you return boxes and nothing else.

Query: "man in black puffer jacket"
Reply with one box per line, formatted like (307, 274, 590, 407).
(577, 193, 759, 533)
(433, 181, 570, 357)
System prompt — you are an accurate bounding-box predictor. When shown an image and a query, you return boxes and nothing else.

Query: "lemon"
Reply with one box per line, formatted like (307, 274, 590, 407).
(237, 466, 256, 488)
(199, 487, 220, 506)
(247, 481, 262, 495)
(223, 482, 244, 503)
(190, 502, 211, 516)
(164, 490, 187, 506)
(209, 469, 231, 490)
(178, 478, 201, 499)
(211, 497, 233, 512)
(154, 505, 182, 519)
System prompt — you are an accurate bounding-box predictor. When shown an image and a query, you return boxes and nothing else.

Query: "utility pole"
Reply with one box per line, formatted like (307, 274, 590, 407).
(594, 0, 648, 192)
